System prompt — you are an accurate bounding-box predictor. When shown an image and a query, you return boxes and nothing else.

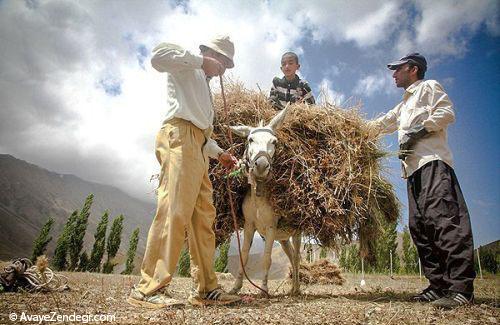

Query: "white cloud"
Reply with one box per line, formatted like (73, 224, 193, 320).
(0, 0, 307, 201)
(317, 78, 346, 106)
(289, 0, 404, 47)
(441, 77, 455, 88)
(398, 0, 499, 56)
(0, 0, 497, 201)
(323, 64, 342, 78)
(353, 70, 396, 97)
(343, 2, 401, 47)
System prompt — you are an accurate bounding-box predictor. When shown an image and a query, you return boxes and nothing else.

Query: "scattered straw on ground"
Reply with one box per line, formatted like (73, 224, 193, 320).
(289, 259, 345, 285)
(1, 270, 498, 325)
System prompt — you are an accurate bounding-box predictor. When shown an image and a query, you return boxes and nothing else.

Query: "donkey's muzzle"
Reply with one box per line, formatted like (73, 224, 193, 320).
(254, 156, 270, 176)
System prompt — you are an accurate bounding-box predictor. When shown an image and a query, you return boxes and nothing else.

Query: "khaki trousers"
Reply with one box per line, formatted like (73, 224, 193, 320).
(137, 118, 218, 296)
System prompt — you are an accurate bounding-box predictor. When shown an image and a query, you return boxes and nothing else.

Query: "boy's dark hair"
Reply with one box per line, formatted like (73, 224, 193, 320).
(281, 52, 299, 65)
(408, 62, 425, 80)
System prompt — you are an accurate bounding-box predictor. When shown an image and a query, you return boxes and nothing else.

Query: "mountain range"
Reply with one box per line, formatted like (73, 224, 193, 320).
(0, 154, 156, 270)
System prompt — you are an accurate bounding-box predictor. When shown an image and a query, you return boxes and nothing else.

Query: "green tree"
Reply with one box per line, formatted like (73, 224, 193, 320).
(475, 246, 499, 274)
(214, 240, 230, 272)
(68, 194, 94, 271)
(177, 243, 191, 277)
(305, 243, 313, 263)
(52, 210, 79, 271)
(78, 251, 89, 271)
(102, 215, 124, 274)
(320, 247, 328, 259)
(88, 211, 109, 272)
(122, 228, 140, 275)
(339, 246, 348, 270)
(482, 249, 499, 274)
(348, 244, 361, 272)
(372, 219, 400, 273)
(31, 217, 55, 263)
(340, 244, 360, 273)
(402, 226, 419, 274)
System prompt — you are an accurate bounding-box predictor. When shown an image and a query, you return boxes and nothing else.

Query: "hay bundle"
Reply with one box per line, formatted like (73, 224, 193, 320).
(289, 259, 345, 285)
(210, 82, 399, 253)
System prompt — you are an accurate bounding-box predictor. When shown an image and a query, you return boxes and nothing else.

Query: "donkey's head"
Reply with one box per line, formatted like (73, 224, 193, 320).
(230, 105, 290, 181)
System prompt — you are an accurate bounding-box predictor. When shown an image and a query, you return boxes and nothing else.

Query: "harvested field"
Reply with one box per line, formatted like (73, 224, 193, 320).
(1, 271, 498, 324)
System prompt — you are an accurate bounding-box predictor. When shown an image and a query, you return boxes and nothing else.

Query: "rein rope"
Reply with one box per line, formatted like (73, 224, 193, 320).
(219, 76, 270, 297)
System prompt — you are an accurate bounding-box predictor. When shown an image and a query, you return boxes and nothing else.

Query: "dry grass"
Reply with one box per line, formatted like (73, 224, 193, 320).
(210, 82, 399, 256)
(1, 271, 498, 324)
(291, 259, 345, 285)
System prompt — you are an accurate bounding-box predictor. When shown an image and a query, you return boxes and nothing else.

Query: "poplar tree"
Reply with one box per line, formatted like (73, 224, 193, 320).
(348, 245, 361, 272)
(320, 247, 328, 259)
(122, 228, 140, 275)
(88, 211, 109, 272)
(102, 215, 124, 274)
(52, 210, 79, 271)
(373, 219, 400, 273)
(177, 246, 191, 277)
(31, 217, 54, 263)
(78, 251, 89, 271)
(340, 244, 360, 273)
(402, 227, 419, 274)
(68, 194, 94, 270)
(214, 239, 230, 272)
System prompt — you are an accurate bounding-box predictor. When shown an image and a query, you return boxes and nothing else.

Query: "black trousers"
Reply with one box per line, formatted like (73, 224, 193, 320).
(407, 160, 475, 294)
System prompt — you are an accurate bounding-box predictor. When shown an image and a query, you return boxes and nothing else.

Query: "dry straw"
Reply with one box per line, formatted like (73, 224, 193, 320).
(291, 259, 345, 285)
(209, 81, 399, 256)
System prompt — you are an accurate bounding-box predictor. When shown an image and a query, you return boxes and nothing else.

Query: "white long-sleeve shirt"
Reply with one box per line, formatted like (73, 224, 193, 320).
(370, 79, 456, 178)
(151, 42, 223, 158)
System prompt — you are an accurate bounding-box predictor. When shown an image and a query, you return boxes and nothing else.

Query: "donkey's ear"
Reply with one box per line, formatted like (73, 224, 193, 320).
(229, 125, 253, 138)
(267, 103, 291, 132)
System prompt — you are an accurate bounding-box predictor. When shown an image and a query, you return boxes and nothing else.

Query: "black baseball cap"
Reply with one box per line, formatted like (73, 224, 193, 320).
(387, 52, 427, 73)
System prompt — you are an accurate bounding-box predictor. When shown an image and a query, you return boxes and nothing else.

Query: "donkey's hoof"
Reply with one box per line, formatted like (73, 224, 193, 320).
(229, 287, 241, 294)
(258, 289, 270, 298)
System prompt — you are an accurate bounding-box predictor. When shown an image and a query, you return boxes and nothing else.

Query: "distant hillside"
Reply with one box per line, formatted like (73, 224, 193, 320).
(480, 240, 499, 251)
(228, 249, 290, 280)
(0, 154, 156, 268)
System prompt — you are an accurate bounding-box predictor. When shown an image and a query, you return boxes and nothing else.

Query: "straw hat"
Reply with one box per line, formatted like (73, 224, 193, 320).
(200, 35, 235, 68)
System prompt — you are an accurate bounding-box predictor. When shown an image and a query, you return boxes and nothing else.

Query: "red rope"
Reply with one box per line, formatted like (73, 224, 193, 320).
(219, 76, 269, 298)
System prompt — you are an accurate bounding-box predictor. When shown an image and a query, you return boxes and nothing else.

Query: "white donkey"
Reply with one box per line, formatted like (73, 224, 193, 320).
(229, 106, 302, 296)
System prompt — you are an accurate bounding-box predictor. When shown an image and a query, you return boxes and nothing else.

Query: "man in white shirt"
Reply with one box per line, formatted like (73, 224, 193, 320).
(128, 36, 241, 308)
(369, 53, 475, 309)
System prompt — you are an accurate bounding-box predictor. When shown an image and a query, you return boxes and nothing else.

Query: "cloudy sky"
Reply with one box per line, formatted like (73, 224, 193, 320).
(0, 0, 498, 246)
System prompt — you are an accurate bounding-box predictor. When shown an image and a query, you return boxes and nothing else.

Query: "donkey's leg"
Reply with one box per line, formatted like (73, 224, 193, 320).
(280, 239, 295, 294)
(279, 240, 294, 266)
(290, 232, 302, 296)
(230, 223, 255, 294)
(261, 226, 276, 296)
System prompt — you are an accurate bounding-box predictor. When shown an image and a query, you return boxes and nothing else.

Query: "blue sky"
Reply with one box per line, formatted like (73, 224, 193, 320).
(0, 0, 498, 246)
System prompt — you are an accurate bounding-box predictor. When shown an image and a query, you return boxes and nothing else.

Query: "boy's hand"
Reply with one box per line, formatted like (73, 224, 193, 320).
(218, 151, 238, 170)
(202, 57, 225, 77)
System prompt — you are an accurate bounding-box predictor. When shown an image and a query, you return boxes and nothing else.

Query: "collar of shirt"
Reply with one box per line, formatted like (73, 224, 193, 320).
(282, 74, 300, 85)
(403, 79, 424, 100)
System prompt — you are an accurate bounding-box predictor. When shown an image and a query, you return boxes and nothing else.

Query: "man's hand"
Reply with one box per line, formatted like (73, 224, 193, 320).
(398, 135, 416, 159)
(202, 57, 225, 77)
(398, 124, 429, 160)
(366, 121, 381, 139)
(218, 151, 238, 170)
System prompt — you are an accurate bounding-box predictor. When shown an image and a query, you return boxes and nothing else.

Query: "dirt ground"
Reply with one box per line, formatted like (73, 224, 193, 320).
(1, 271, 498, 324)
